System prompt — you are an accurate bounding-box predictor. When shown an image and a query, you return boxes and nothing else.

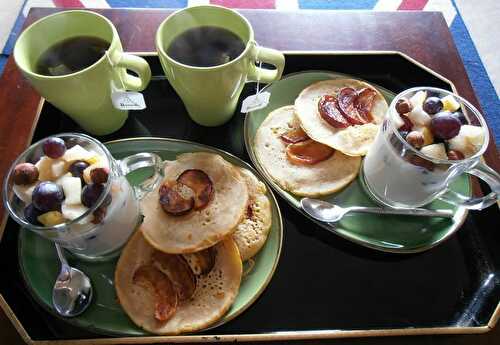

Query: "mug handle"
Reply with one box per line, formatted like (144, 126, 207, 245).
(247, 42, 285, 84)
(118, 153, 165, 200)
(115, 53, 152, 91)
(438, 161, 500, 210)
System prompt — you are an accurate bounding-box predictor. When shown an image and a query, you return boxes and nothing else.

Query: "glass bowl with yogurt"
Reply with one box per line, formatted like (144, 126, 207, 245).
(3, 133, 163, 261)
(362, 87, 499, 209)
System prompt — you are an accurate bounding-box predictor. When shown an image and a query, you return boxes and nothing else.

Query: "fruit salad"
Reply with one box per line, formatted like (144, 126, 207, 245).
(393, 90, 485, 164)
(12, 137, 111, 226)
(6, 134, 140, 259)
(362, 88, 488, 208)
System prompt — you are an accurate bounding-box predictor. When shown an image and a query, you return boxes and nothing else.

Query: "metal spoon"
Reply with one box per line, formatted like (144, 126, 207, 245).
(301, 198, 454, 223)
(52, 244, 93, 317)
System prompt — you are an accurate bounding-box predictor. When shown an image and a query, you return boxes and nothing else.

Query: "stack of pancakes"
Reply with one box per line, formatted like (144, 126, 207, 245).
(254, 79, 388, 197)
(115, 153, 272, 334)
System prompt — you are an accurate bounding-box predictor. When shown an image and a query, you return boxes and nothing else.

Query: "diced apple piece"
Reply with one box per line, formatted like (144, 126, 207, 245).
(13, 183, 37, 203)
(391, 111, 405, 129)
(462, 125, 485, 147)
(62, 203, 88, 221)
(409, 91, 427, 109)
(62, 145, 94, 163)
(408, 106, 431, 126)
(83, 166, 93, 185)
(51, 159, 66, 180)
(420, 143, 448, 160)
(441, 95, 460, 112)
(448, 125, 485, 157)
(414, 126, 434, 146)
(59, 176, 82, 205)
(35, 156, 55, 181)
(38, 211, 65, 226)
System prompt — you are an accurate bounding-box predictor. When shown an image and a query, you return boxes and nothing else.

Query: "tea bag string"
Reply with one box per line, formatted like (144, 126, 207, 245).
(105, 50, 126, 90)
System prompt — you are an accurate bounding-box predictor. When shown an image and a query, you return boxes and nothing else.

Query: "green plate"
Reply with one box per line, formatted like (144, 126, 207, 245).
(19, 138, 283, 336)
(244, 71, 469, 253)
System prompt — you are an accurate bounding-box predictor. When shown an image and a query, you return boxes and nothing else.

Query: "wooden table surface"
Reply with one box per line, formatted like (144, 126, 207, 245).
(0, 8, 498, 345)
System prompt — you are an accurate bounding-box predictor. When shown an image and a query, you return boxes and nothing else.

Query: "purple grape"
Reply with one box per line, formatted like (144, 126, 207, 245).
(81, 183, 104, 208)
(452, 111, 468, 125)
(422, 97, 443, 115)
(32, 182, 65, 212)
(69, 160, 89, 180)
(42, 137, 66, 159)
(430, 112, 461, 140)
(24, 204, 43, 225)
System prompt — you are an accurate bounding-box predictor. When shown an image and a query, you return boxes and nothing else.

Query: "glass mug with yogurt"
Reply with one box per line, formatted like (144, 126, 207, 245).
(3, 133, 163, 261)
(362, 87, 500, 209)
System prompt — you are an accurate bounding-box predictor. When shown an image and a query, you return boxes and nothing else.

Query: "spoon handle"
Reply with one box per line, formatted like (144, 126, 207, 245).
(55, 243, 69, 267)
(348, 206, 454, 218)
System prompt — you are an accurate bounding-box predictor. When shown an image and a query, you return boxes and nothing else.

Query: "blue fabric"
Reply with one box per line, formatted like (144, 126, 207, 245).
(0, 55, 7, 73)
(107, 0, 186, 7)
(450, 2, 500, 145)
(299, 0, 378, 10)
(2, 1, 27, 55)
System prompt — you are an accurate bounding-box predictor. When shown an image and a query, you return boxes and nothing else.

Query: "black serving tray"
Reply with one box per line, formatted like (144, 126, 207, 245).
(1, 52, 499, 343)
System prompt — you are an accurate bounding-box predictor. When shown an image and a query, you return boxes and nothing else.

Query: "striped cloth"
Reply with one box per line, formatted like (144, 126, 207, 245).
(1, 0, 498, 145)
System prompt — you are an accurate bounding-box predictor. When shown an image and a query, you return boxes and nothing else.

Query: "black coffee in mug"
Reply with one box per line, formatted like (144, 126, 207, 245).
(36, 36, 110, 76)
(166, 26, 246, 67)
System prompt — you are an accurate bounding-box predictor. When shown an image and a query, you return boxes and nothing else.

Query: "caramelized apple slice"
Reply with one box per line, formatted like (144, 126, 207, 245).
(286, 139, 335, 165)
(177, 169, 214, 210)
(318, 95, 350, 128)
(354, 88, 376, 123)
(159, 181, 194, 216)
(182, 247, 217, 275)
(132, 265, 178, 322)
(280, 127, 309, 144)
(337, 87, 367, 125)
(152, 251, 196, 301)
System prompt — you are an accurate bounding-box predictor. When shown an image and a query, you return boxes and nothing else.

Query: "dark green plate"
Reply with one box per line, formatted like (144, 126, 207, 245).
(244, 71, 469, 253)
(19, 138, 283, 336)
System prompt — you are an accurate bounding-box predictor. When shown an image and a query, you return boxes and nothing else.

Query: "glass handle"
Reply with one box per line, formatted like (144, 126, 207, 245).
(439, 161, 500, 210)
(118, 152, 164, 200)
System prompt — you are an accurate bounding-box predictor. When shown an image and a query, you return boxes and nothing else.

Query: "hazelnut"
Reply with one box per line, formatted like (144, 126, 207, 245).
(13, 163, 39, 185)
(92, 206, 107, 224)
(90, 167, 109, 184)
(396, 98, 413, 115)
(409, 155, 435, 171)
(447, 149, 465, 160)
(406, 131, 425, 149)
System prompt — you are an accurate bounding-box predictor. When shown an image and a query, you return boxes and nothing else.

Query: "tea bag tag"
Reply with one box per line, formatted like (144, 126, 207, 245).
(241, 46, 270, 113)
(111, 91, 146, 110)
(106, 51, 146, 110)
(241, 92, 270, 113)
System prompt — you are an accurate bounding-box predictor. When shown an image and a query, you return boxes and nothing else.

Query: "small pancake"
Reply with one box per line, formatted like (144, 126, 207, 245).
(115, 229, 242, 335)
(232, 168, 272, 261)
(141, 152, 248, 254)
(254, 105, 361, 197)
(294, 79, 388, 156)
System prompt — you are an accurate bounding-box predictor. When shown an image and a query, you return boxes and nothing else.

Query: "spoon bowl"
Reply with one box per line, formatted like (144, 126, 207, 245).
(52, 244, 93, 317)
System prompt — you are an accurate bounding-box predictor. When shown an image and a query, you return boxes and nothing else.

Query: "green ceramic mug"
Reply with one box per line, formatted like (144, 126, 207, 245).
(156, 5, 285, 126)
(14, 10, 151, 135)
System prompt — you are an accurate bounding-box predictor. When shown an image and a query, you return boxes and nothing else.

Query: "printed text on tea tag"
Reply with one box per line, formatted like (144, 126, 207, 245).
(111, 91, 146, 110)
